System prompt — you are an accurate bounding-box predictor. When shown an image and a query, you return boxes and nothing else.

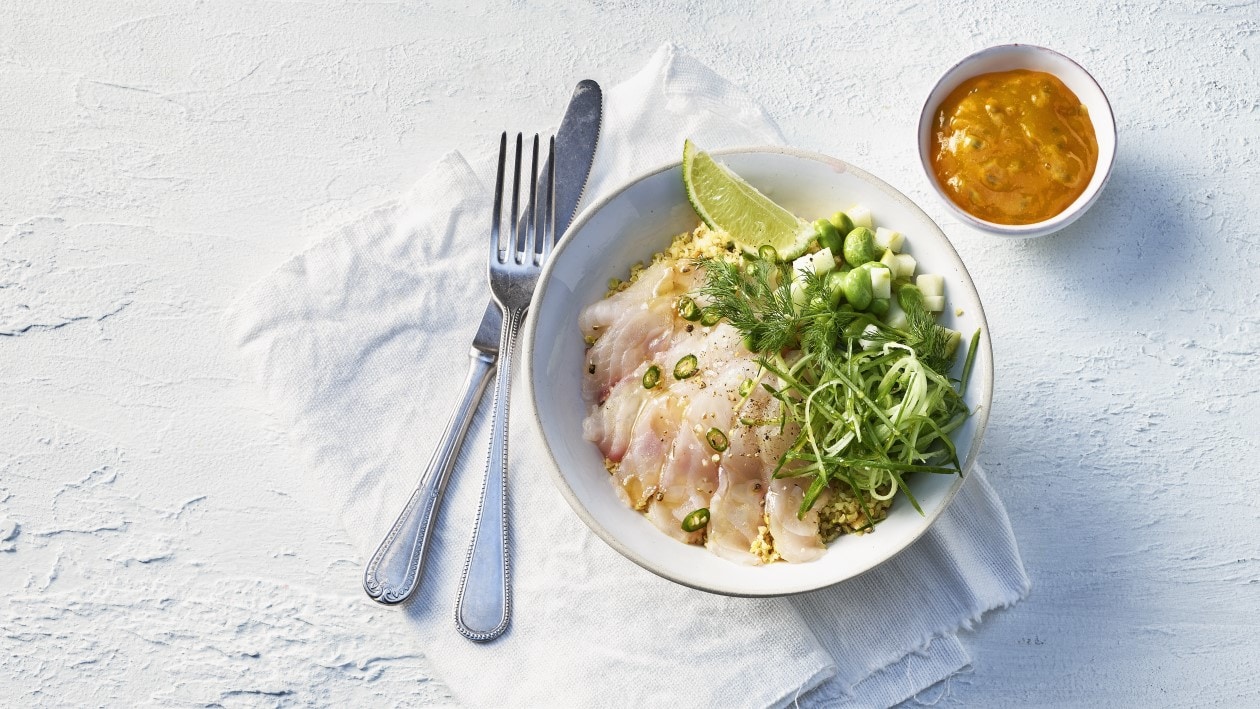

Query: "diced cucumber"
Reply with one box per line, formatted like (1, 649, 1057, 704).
(916, 274, 944, 297)
(858, 323, 881, 350)
(893, 253, 917, 279)
(870, 266, 891, 299)
(923, 294, 945, 312)
(790, 279, 809, 308)
(879, 248, 899, 273)
(793, 247, 836, 277)
(847, 204, 873, 229)
(884, 298, 908, 329)
(943, 328, 962, 357)
(874, 227, 904, 253)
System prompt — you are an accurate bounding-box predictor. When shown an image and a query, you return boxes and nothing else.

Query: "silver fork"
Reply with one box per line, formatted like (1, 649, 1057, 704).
(455, 132, 554, 642)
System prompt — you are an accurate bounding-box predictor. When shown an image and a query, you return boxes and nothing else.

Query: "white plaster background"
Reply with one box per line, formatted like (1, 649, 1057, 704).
(1, 1, 1257, 706)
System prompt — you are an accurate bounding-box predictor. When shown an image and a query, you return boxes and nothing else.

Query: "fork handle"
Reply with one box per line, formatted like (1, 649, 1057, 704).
(456, 305, 524, 642)
(363, 347, 496, 605)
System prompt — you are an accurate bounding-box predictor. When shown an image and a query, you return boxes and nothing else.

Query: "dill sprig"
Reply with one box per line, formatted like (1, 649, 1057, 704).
(698, 257, 796, 353)
(699, 258, 862, 369)
(895, 285, 953, 375)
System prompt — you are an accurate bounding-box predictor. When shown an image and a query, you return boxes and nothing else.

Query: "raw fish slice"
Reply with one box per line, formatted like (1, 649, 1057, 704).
(765, 476, 829, 563)
(610, 392, 683, 510)
(581, 297, 678, 403)
(705, 391, 787, 564)
(577, 260, 674, 336)
(582, 365, 653, 461)
(704, 427, 770, 564)
(646, 424, 718, 543)
(646, 345, 757, 544)
(656, 322, 746, 382)
(579, 262, 702, 403)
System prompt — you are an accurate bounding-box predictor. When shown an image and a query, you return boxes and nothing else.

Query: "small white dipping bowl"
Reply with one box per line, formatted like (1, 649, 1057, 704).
(523, 147, 994, 596)
(918, 44, 1117, 238)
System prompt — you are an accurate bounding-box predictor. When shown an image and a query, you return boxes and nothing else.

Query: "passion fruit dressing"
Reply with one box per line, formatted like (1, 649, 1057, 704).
(931, 69, 1099, 225)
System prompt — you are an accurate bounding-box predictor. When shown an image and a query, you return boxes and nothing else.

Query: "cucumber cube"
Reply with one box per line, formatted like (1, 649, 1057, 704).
(858, 323, 882, 350)
(874, 227, 904, 253)
(916, 274, 944, 297)
(793, 247, 836, 276)
(870, 266, 891, 299)
(847, 204, 873, 229)
(893, 253, 917, 279)
(884, 298, 908, 329)
(790, 279, 809, 307)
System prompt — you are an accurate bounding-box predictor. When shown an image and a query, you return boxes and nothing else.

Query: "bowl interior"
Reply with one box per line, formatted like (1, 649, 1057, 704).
(917, 44, 1117, 237)
(526, 147, 993, 596)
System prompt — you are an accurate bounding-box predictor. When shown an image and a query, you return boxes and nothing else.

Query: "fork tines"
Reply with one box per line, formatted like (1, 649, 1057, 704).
(491, 132, 556, 267)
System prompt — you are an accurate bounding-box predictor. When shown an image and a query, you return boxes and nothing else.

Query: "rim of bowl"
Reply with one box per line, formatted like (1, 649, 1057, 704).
(522, 145, 995, 596)
(917, 43, 1118, 238)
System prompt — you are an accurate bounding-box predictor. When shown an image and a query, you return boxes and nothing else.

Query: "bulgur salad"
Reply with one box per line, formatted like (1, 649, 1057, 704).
(578, 142, 978, 564)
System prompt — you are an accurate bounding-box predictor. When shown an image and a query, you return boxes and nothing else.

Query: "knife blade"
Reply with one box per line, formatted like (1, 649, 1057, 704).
(549, 79, 602, 237)
(364, 80, 602, 606)
(481, 78, 603, 347)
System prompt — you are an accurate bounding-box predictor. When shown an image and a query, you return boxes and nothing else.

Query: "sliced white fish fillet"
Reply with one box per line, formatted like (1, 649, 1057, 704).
(765, 477, 829, 563)
(705, 394, 790, 564)
(704, 426, 771, 564)
(608, 392, 683, 509)
(644, 324, 760, 544)
(578, 262, 700, 403)
(645, 424, 717, 543)
(582, 365, 654, 462)
(580, 259, 835, 563)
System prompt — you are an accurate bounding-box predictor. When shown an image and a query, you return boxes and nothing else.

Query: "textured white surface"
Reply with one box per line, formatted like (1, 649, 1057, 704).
(1, 1, 1257, 706)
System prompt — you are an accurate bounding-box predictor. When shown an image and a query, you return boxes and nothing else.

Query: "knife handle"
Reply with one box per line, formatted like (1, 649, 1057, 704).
(363, 348, 496, 605)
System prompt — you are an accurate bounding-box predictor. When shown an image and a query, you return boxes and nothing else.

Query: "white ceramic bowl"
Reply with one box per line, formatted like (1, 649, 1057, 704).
(918, 44, 1117, 238)
(523, 147, 994, 596)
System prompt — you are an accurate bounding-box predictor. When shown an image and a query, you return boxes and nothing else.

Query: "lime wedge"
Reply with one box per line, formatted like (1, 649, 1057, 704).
(682, 140, 813, 260)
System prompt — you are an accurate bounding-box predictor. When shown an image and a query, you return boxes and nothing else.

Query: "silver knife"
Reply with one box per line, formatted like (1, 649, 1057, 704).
(363, 80, 603, 606)
(546, 79, 602, 236)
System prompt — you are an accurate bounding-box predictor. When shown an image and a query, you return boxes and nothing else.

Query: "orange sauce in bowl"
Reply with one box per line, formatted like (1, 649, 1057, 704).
(930, 69, 1098, 225)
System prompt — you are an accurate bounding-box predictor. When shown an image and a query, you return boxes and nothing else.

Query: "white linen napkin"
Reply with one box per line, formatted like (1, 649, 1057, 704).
(229, 44, 1029, 708)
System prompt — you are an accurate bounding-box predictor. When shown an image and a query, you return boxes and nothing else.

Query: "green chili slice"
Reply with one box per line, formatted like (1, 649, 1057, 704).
(642, 365, 661, 389)
(758, 244, 779, 262)
(699, 307, 720, 327)
(673, 354, 699, 379)
(677, 296, 702, 321)
(681, 507, 710, 532)
(706, 427, 729, 452)
(737, 378, 754, 398)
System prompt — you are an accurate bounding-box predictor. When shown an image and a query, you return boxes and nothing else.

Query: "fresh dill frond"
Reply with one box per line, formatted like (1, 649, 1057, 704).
(698, 257, 797, 353)
(795, 268, 864, 371)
